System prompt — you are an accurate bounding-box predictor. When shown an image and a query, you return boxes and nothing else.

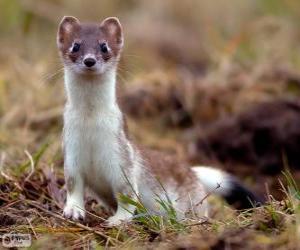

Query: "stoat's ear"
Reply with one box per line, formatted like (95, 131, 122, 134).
(57, 16, 80, 48)
(100, 17, 123, 48)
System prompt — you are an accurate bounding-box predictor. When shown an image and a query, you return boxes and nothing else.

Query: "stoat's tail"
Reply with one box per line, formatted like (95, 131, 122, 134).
(192, 166, 264, 209)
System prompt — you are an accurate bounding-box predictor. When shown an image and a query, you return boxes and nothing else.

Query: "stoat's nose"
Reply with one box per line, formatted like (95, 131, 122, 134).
(84, 58, 96, 67)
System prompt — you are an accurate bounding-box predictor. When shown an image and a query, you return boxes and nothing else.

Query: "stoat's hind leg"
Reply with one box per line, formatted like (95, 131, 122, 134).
(104, 186, 137, 227)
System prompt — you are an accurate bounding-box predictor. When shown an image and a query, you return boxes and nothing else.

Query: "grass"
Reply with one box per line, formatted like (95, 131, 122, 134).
(0, 145, 299, 248)
(0, 0, 300, 249)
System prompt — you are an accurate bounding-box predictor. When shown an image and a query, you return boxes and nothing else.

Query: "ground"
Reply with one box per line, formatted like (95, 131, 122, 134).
(0, 0, 299, 249)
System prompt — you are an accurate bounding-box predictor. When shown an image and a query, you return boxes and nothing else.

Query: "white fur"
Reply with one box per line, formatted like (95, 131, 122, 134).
(62, 67, 210, 225)
(63, 67, 136, 225)
(192, 166, 232, 196)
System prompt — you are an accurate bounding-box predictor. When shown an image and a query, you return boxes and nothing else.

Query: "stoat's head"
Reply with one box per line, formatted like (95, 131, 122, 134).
(57, 16, 123, 76)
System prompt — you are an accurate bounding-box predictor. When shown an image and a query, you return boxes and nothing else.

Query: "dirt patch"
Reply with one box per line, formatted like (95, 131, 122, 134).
(190, 99, 300, 176)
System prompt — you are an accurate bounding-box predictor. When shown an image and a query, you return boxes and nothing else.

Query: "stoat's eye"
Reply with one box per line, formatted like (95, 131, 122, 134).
(99, 43, 108, 53)
(71, 42, 81, 53)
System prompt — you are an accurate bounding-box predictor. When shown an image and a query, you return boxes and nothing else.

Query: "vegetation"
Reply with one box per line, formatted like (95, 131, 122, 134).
(0, 0, 299, 249)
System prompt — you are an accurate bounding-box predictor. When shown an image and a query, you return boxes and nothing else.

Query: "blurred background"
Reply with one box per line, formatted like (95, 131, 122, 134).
(1, 0, 300, 198)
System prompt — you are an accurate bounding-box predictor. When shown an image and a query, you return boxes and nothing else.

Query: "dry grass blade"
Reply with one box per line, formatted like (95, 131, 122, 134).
(26, 200, 121, 245)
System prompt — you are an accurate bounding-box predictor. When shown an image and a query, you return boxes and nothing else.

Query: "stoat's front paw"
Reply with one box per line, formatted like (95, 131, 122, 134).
(63, 204, 85, 221)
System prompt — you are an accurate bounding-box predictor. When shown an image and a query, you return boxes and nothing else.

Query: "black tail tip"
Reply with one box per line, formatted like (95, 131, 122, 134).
(224, 180, 264, 210)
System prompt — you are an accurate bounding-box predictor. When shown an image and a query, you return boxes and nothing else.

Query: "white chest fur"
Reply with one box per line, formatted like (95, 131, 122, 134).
(63, 69, 125, 198)
(61, 67, 209, 226)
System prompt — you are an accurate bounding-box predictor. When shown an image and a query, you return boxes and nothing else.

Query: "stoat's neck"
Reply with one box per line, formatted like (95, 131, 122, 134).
(64, 68, 119, 113)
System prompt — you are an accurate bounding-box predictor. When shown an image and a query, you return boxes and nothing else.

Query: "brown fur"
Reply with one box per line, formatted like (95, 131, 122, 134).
(59, 17, 207, 221)
(66, 177, 75, 194)
(57, 16, 123, 64)
(139, 146, 197, 189)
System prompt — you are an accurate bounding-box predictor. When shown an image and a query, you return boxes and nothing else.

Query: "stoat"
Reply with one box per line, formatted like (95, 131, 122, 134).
(57, 16, 263, 226)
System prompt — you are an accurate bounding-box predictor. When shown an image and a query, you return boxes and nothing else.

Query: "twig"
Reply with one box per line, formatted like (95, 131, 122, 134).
(82, 208, 106, 222)
(186, 218, 212, 227)
(195, 183, 221, 207)
(0, 199, 22, 209)
(26, 218, 38, 240)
